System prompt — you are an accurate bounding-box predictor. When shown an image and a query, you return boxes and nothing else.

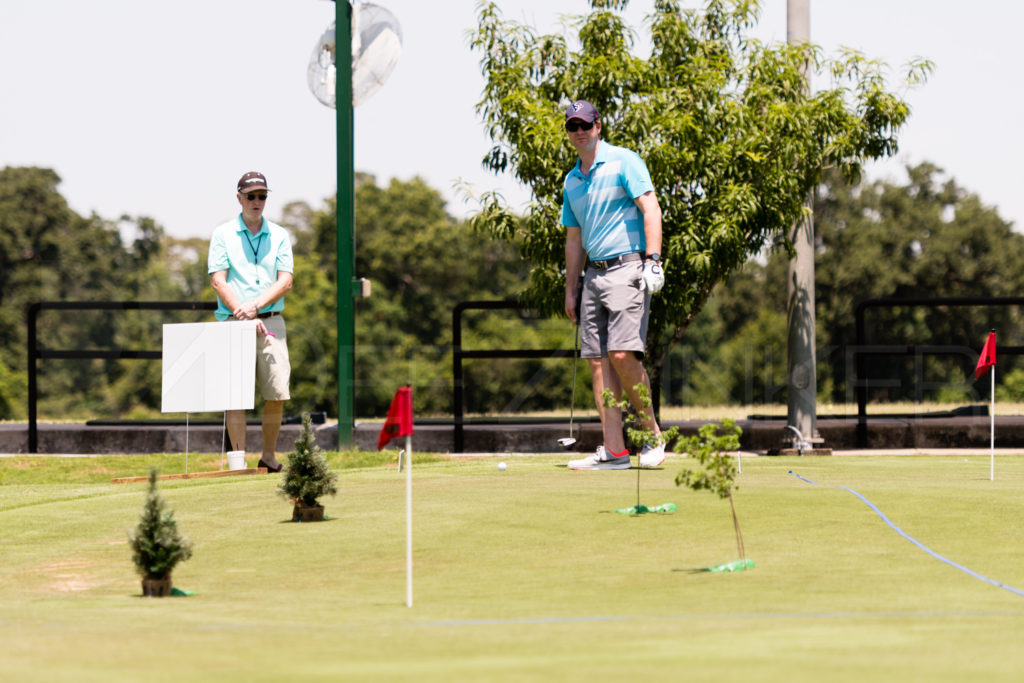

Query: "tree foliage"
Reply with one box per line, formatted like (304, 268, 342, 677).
(673, 164, 1024, 406)
(308, 175, 575, 416)
(469, 0, 928, 393)
(674, 419, 741, 499)
(0, 167, 579, 421)
(0, 166, 169, 419)
(602, 382, 679, 451)
(15, 153, 1023, 422)
(674, 418, 746, 561)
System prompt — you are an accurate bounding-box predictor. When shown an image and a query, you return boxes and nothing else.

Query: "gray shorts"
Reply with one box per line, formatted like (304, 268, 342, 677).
(579, 261, 651, 359)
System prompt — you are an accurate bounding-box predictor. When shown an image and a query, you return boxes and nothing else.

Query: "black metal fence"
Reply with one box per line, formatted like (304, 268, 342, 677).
(27, 301, 216, 452)
(853, 296, 1024, 446)
(451, 301, 577, 453)
(28, 297, 1024, 452)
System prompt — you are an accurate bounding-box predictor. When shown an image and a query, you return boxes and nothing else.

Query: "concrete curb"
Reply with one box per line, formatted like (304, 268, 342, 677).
(5, 415, 1024, 455)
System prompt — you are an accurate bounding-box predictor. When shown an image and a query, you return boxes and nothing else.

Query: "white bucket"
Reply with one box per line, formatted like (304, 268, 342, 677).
(226, 450, 246, 470)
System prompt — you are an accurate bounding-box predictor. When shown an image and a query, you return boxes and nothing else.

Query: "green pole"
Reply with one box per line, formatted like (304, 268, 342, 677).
(336, 0, 355, 447)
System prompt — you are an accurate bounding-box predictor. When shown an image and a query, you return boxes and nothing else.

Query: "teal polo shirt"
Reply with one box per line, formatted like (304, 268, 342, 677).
(561, 141, 654, 261)
(207, 215, 294, 321)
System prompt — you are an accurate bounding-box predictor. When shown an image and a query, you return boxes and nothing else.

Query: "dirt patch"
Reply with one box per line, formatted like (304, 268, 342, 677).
(40, 558, 103, 593)
(7, 460, 46, 469)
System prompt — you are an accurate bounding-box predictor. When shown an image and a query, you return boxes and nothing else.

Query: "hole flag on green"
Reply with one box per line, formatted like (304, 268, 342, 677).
(975, 331, 996, 380)
(378, 385, 414, 450)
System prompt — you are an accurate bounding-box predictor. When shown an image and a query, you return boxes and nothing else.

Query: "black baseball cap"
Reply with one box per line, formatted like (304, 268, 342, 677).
(237, 171, 269, 193)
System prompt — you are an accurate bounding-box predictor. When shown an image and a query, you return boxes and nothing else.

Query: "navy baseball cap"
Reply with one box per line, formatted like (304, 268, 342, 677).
(565, 100, 600, 123)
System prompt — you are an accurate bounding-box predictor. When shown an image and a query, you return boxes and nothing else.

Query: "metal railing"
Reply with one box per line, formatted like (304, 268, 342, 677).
(27, 301, 216, 453)
(852, 296, 1024, 447)
(452, 301, 576, 453)
(36, 297, 1018, 452)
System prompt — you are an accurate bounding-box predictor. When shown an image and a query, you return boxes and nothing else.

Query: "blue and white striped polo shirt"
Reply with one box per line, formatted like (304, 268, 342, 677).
(561, 141, 654, 261)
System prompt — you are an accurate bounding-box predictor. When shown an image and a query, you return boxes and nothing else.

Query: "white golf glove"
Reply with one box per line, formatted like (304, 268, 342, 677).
(642, 260, 665, 294)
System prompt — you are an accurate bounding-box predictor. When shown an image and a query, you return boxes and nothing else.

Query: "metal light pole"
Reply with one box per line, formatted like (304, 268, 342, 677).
(336, 0, 356, 447)
(785, 0, 824, 453)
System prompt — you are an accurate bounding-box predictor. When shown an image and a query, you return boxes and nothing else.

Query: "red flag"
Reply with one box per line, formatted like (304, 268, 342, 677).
(975, 331, 996, 380)
(377, 386, 414, 450)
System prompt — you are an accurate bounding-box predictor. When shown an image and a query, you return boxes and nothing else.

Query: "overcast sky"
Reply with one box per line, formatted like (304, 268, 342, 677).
(2, 1, 1020, 239)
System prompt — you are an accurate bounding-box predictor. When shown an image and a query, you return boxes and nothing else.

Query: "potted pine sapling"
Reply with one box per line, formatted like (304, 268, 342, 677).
(278, 413, 338, 522)
(674, 419, 753, 571)
(129, 468, 193, 597)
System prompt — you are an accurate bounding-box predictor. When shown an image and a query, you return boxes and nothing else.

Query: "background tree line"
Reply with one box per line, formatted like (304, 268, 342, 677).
(12, 0, 1012, 425)
(669, 163, 1024, 409)
(0, 165, 571, 421)
(4, 160, 1024, 424)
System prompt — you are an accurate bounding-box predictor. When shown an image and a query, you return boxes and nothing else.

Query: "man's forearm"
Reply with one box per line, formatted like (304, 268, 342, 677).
(635, 191, 663, 256)
(253, 273, 293, 309)
(565, 229, 586, 289)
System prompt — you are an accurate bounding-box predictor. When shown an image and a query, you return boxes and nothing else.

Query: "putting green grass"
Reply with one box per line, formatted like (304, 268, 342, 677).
(2, 453, 1023, 682)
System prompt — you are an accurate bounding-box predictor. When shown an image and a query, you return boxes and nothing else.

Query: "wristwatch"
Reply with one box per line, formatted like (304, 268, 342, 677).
(646, 253, 661, 264)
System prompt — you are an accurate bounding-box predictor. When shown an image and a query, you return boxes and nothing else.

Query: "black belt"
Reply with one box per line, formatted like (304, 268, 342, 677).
(588, 252, 642, 271)
(257, 311, 280, 319)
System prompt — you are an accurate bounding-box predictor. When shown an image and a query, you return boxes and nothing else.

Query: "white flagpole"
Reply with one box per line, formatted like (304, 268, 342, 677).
(405, 433, 413, 607)
(220, 411, 227, 471)
(990, 367, 995, 482)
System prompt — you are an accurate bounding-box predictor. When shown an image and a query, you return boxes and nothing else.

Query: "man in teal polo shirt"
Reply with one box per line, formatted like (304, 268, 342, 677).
(561, 100, 667, 471)
(208, 171, 294, 472)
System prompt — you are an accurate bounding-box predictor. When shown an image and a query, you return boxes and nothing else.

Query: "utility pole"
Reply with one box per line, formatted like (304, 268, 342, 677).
(784, 0, 826, 454)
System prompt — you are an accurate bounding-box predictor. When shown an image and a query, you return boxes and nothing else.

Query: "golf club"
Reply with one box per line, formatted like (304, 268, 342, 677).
(557, 321, 579, 449)
(558, 277, 584, 450)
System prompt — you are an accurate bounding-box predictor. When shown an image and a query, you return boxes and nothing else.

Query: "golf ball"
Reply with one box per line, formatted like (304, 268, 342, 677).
(498, 462, 507, 471)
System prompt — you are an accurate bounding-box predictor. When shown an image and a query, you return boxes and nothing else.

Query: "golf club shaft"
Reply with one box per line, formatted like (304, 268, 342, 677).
(569, 276, 583, 439)
(568, 321, 578, 437)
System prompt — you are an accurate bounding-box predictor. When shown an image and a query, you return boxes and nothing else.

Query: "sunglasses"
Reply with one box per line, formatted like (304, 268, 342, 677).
(245, 192, 268, 201)
(565, 120, 595, 133)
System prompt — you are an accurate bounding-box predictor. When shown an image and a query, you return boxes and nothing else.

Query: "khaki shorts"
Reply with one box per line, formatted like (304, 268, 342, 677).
(256, 315, 291, 401)
(579, 261, 650, 359)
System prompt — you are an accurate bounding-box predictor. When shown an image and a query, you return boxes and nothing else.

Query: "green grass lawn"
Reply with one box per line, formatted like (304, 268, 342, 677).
(2, 452, 1023, 682)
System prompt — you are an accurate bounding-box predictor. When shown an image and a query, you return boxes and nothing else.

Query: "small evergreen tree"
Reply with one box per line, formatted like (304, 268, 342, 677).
(129, 468, 193, 580)
(278, 413, 338, 508)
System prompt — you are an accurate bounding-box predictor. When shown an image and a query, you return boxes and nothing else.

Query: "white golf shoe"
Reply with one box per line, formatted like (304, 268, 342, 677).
(638, 441, 666, 468)
(568, 446, 631, 470)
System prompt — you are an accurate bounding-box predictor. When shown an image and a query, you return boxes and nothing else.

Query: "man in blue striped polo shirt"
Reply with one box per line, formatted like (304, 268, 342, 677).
(561, 100, 667, 470)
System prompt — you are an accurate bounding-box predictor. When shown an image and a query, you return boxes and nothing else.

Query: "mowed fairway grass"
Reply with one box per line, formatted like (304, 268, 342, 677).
(2, 452, 1024, 682)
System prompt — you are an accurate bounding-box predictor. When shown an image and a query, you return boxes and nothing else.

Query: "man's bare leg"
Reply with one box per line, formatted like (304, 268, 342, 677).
(261, 400, 284, 469)
(608, 350, 665, 466)
(589, 357, 628, 453)
(608, 350, 661, 436)
(226, 409, 246, 452)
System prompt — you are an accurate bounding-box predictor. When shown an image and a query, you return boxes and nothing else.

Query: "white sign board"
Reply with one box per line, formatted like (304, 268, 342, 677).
(161, 321, 258, 413)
